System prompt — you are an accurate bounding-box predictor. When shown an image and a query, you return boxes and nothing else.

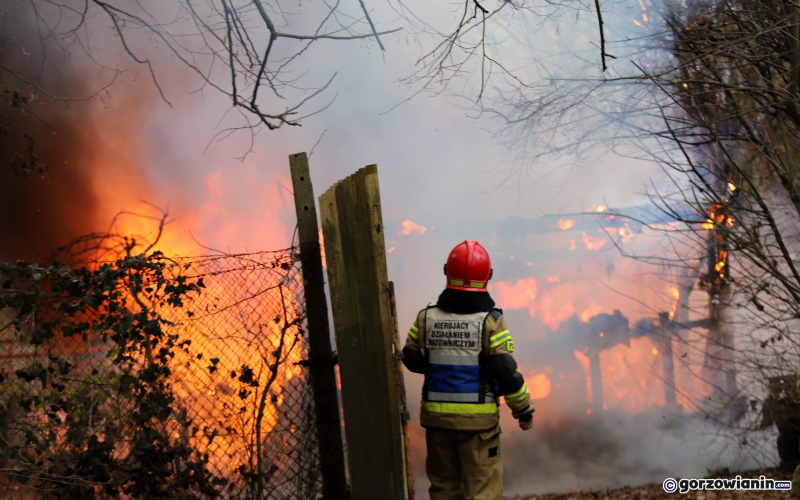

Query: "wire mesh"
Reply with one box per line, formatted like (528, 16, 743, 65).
(0, 248, 323, 499)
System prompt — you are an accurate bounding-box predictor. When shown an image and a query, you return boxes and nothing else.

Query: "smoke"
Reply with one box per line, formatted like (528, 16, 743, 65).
(0, 6, 152, 262)
(0, 54, 100, 260)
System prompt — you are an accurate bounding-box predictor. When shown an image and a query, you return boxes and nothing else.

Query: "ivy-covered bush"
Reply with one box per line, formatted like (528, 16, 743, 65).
(0, 252, 225, 498)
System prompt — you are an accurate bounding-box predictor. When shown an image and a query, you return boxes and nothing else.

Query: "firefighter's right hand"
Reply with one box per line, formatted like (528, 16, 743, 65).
(519, 418, 533, 431)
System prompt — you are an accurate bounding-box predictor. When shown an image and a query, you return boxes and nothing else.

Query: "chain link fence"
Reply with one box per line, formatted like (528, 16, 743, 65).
(0, 247, 323, 499)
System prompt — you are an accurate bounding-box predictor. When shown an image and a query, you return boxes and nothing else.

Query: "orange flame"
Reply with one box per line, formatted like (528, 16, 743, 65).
(574, 348, 593, 403)
(599, 337, 665, 411)
(668, 287, 680, 321)
(557, 219, 575, 230)
(547, 275, 561, 283)
(618, 226, 633, 241)
(582, 232, 607, 250)
(399, 220, 427, 235)
(490, 277, 538, 311)
(526, 371, 552, 400)
(580, 302, 603, 322)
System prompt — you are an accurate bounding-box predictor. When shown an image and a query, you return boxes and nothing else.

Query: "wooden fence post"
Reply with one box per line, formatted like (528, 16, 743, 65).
(318, 165, 409, 500)
(289, 152, 348, 500)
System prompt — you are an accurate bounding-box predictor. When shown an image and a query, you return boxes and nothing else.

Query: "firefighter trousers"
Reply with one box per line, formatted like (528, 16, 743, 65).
(425, 426, 503, 500)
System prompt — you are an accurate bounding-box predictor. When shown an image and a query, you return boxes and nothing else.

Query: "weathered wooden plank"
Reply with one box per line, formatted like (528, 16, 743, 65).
(318, 182, 345, 335)
(288, 153, 348, 500)
(319, 165, 408, 500)
(362, 166, 407, 496)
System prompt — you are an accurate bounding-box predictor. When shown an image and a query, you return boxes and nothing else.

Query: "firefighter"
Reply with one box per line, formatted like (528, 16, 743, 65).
(402, 240, 535, 500)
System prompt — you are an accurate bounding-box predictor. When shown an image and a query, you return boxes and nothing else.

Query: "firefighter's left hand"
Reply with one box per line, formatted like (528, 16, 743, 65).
(519, 418, 533, 431)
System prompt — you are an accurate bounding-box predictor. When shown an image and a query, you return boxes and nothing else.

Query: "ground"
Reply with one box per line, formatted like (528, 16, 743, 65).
(504, 468, 794, 500)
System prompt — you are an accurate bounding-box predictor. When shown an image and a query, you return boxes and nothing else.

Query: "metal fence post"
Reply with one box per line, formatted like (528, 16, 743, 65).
(289, 152, 349, 500)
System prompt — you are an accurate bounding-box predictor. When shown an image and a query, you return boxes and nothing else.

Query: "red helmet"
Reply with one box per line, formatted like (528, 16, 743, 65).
(444, 240, 493, 292)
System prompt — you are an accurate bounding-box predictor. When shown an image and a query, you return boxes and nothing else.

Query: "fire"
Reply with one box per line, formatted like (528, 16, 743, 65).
(547, 275, 561, 283)
(639, 0, 646, 10)
(728, 182, 736, 191)
(387, 247, 395, 253)
(399, 220, 427, 235)
(526, 370, 552, 400)
(702, 205, 733, 231)
(599, 337, 666, 411)
(715, 250, 728, 277)
(557, 219, 575, 230)
(632, 18, 644, 27)
(581, 232, 607, 250)
(105, 166, 304, 475)
(580, 302, 603, 322)
(574, 348, 592, 403)
(490, 277, 538, 311)
(668, 287, 680, 321)
(569, 239, 576, 251)
(617, 226, 633, 241)
(605, 224, 634, 242)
